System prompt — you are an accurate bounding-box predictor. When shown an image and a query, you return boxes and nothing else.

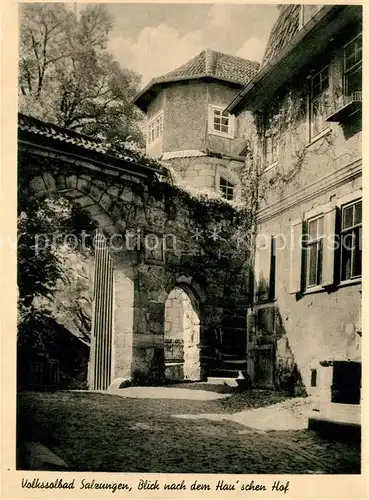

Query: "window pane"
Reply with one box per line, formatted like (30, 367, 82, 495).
(345, 34, 362, 70)
(317, 240, 323, 285)
(308, 244, 318, 286)
(353, 227, 362, 277)
(343, 205, 354, 229)
(221, 125, 229, 133)
(354, 201, 362, 225)
(308, 219, 318, 240)
(317, 216, 324, 238)
(341, 233, 352, 281)
(214, 123, 221, 131)
(214, 110, 221, 116)
(345, 66, 362, 95)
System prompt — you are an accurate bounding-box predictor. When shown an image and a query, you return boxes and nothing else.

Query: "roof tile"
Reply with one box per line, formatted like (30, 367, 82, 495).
(261, 5, 301, 68)
(134, 49, 259, 111)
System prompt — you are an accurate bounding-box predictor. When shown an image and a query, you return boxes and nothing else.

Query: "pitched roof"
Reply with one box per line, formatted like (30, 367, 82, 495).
(18, 113, 163, 176)
(261, 5, 301, 68)
(134, 49, 259, 112)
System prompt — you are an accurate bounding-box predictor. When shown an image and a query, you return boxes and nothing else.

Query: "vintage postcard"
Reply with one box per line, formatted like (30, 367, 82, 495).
(1, 1, 366, 499)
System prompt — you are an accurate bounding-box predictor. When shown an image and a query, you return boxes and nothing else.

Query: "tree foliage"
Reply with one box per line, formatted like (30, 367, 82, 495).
(19, 3, 144, 146)
(18, 195, 97, 349)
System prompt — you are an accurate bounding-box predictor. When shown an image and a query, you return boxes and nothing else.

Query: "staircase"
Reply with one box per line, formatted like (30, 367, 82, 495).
(206, 353, 247, 385)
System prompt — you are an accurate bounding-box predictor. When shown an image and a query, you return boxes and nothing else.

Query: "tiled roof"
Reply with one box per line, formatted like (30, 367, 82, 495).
(18, 113, 163, 174)
(19, 113, 109, 153)
(261, 5, 301, 68)
(134, 49, 259, 112)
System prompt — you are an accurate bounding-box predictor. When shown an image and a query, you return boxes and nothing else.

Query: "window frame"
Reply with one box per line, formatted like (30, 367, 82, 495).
(219, 176, 235, 201)
(309, 65, 330, 142)
(340, 199, 362, 283)
(305, 214, 325, 289)
(343, 32, 362, 97)
(208, 105, 235, 139)
(147, 111, 164, 145)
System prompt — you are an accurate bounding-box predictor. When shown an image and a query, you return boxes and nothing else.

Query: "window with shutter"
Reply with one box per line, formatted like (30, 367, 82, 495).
(340, 199, 362, 282)
(306, 215, 324, 288)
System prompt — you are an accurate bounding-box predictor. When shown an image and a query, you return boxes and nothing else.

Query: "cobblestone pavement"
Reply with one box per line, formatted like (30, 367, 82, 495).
(17, 388, 360, 474)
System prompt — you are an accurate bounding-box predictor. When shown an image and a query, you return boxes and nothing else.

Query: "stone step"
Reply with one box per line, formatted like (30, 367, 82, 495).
(207, 369, 242, 378)
(308, 403, 361, 443)
(206, 377, 239, 387)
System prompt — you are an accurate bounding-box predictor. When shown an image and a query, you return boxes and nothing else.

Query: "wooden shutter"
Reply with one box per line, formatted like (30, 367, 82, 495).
(322, 206, 338, 287)
(289, 219, 303, 294)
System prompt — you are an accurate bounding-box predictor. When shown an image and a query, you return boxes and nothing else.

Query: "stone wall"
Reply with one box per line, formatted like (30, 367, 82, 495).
(19, 144, 251, 386)
(166, 156, 244, 201)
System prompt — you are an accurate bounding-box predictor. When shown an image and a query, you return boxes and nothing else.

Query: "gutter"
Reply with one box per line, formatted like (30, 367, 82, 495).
(226, 5, 341, 115)
(134, 73, 255, 112)
(204, 148, 245, 162)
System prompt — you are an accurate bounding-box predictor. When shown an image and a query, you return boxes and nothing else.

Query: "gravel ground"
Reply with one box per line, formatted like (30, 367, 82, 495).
(17, 389, 360, 474)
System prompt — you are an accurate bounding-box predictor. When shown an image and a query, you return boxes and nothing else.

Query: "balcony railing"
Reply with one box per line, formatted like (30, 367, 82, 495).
(326, 91, 362, 123)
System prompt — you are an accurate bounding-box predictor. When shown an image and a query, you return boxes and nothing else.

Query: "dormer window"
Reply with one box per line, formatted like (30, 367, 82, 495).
(147, 112, 163, 144)
(219, 177, 235, 201)
(209, 105, 234, 138)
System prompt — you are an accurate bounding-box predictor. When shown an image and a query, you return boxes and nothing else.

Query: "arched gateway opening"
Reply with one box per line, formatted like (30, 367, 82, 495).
(164, 287, 201, 382)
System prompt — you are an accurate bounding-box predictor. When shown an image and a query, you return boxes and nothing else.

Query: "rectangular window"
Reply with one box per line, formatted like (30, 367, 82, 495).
(209, 105, 234, 138)
(344, 33, 362, 97)
(147, 113, 163, 144)
(219, 177, 234, 201)
(310, 66, 330, 140)
(306, 215, 324, 287)
(340, 199, 362, 281)
(310, 369, 317, 387)
(265, 132, 278, 167)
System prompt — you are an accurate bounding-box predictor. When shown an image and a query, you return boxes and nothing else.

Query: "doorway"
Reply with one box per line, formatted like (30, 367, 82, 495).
(164, 287, 200, 381)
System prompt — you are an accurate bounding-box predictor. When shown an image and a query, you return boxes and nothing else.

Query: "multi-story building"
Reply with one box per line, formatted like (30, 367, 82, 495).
(227, 5, 362, 415)
(134, 49, 259, 202)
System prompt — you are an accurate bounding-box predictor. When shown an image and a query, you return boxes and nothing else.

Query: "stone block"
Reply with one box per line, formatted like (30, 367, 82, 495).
(29, 176, 46, 194)
(65, 174, 77, 189)
(55, 175, 67, 190)
(107, 186, 121, 199)
(100, 193, 113, 211)
(90, 184, 103, 202)
(120, 188, 133, 203)
(42, 172, 56, 191)
(77, 176, 91, 193)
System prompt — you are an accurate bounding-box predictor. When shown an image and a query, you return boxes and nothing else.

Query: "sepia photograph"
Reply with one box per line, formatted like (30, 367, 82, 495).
(15, 2, 362, 478)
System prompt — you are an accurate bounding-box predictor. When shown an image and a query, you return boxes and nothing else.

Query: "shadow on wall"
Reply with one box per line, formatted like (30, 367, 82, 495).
(250, 275, 307, 396)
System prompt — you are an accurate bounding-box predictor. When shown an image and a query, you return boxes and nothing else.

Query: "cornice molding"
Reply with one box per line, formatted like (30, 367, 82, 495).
(257, 157, 362, 223)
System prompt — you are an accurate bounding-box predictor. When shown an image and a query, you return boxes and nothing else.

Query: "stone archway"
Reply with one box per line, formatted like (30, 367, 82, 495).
(164, 287, 201, 382)
(21, 170, 138, 390)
